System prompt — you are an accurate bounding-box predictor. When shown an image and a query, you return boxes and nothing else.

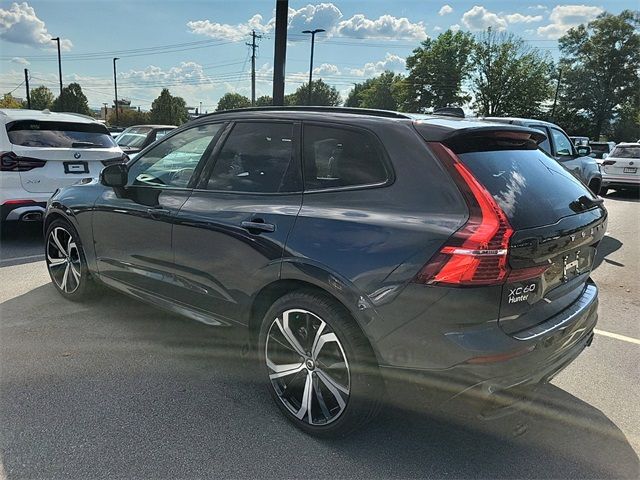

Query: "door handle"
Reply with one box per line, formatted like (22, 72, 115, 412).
(147, 207, 172, 219)
(241, 220, 275, 233)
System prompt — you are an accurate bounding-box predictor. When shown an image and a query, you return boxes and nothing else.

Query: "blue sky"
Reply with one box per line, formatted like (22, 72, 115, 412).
(0, 1, 635, 110)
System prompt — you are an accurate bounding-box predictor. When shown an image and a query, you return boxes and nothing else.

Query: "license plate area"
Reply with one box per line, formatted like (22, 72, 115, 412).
(623, 167, 637, 173)
(64, 161, 89, 174)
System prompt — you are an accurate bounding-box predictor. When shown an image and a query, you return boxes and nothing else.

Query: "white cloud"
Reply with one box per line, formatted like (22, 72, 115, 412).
(433, 26, 442, 32)
(537, 5, 604, 39)
(461, 6, 507, 31)
(313, 63, 340, 75)
(187, 14, 271, 41)
(528, 5, 548, 11)
(439, 5, 453, 16)
(504, 13, 543, 24)
(336, 14, 427, 40)
(450, 24, 461, 32)
(188, 3, 427, 42)
(0, 2, 72, 50)
(11, 56, 29, 66)
(349, 52, 406, 77)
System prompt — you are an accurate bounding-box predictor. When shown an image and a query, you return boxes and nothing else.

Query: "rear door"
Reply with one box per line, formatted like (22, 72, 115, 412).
(171, 121, 302, 324)
(604, 145, 640, 179)
(6, 119, 123, 193)
(450, 138, 607, 335)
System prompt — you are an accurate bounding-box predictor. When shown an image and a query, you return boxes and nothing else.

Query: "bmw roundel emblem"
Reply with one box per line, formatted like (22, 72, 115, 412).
(74, 152, 81, 159)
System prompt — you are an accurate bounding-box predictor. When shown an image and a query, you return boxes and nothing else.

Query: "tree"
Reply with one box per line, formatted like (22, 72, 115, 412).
(612, 91, 640, 142)
(472, 29, 553, 117)
(51, 83, 91, 115)
(556, 10, 640, 139)
(347, 72, 404, 110)
(107, 109, 150, 128)
(28, 85, 54, 110)
(149, 88, 189, 125)
(255, 95, 272, 106)
(400, 30, 475, 112)
(0, 93, 23, 109)
(216, 93, 251, 111)
(287, 79, 341, 106)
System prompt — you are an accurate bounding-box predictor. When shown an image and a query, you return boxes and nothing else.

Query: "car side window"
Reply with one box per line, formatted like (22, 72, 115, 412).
(154, 129, 172, 141)
(205, 122, 300, 193)
(550, 128, 574, 157)
(128, 123, 223, 188)
(528, 125, 551, 155)
(303, 124, 388, 190)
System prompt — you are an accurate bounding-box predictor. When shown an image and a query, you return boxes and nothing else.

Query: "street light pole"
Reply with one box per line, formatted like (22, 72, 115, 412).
(113, 57, 120, 126)
(51, 37, 63, 107)
(302, 28, 324, 106)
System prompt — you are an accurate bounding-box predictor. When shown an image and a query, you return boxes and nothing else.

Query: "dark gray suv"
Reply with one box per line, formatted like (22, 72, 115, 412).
(44, 107, 606, 436)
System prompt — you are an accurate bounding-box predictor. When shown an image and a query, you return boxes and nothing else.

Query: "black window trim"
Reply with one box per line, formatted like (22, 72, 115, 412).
(124, 121, 228, 191)
(300, 120, 395, 194)
(194, 119, 304, 196)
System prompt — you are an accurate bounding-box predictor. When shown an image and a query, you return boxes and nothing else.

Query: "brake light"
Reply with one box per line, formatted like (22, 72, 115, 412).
(0, 152, 47, 172)
(101, 153, 129, 166)
(2, 199, 36, 205)
(415, 142, 514, 286)
(601, 160, 616, 166)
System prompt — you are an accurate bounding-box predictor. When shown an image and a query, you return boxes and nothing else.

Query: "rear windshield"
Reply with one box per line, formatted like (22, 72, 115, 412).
(457, 149, 595, 229)
(7, 120, 117, 148)
(117, 127, 152, 148)
(611, 146, 640, 158)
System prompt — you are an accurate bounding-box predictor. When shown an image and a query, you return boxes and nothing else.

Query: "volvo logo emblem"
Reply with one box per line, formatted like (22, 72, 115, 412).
(74, 152, 81, 159)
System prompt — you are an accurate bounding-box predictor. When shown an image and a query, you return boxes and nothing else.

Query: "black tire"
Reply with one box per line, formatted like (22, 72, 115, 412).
(258, 289, 383, 437)
(600, 187, 609, 197)
(45, 218, 96, 301)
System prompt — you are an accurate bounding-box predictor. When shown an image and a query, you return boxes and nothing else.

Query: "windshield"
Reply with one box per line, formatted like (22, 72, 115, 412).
(7, 120, 117, 148)
(611, 146, 640, 158)
(117, 127, 153, 148)
(590, 143, 611, 159)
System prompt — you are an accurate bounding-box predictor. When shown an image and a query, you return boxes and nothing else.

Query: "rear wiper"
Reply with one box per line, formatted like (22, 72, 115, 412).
(569, 195, 604, 212)
(71, 142, 103, 148)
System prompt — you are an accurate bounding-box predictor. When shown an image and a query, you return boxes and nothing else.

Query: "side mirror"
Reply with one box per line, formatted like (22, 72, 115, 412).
(576, 145, 591, 156)
(100, 163, 128, 187)
(602, 153, 609, 160)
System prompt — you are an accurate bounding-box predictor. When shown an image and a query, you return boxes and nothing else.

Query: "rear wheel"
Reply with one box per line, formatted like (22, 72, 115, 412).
(45, 219, 95, 301)
(600, 187, 609, 196)
(258, 291, 382, 437)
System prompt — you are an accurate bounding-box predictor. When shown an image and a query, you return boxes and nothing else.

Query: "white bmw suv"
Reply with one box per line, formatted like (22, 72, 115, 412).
(1, 109, 126, 223)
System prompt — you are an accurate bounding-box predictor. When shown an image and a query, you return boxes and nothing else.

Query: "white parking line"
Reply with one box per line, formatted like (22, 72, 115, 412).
(594, 328, 640, 345)
(0, 253, 44, 264)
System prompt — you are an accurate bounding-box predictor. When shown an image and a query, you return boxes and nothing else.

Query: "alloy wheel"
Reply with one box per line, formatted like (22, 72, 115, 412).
(46, 226, 82, 294)
(265, 309, 351, 425)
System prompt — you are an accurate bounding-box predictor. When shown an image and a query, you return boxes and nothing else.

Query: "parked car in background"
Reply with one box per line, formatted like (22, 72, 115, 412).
(600, 142, 640, 195)
(108, 126, 124, 138)
(44, 107, 605, 436)
(116, 125, 176, 155)
(486, 118, 602, 194)
(589, 141, 616, 162)
(1, 109, 126, 223)
(570, 136, 590, 147)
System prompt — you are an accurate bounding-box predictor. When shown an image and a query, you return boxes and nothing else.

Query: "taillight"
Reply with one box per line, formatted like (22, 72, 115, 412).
(0, 151, 46, 172)
(601, 160, 616, 166)
(101, 153, 129, 166)
(415, 142, 514, 286)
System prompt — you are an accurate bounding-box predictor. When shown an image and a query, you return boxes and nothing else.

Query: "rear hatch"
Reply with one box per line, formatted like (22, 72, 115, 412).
(6, 119, 124, 193)
(603, 145, 640, 179)
(418, 126, 607, 336)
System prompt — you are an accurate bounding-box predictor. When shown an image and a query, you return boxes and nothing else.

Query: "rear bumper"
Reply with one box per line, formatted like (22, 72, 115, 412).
(379, 281, 598, 415)
(1, 201, 48, 222)
(602, 174, 640, 187)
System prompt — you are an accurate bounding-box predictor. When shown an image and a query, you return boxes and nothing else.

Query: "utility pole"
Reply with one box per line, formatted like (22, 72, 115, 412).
(24, 69, 31, 109)
(302, 29, 325, 106)
(247, 30, 262, 106)
(272, 0, 288, 106)
(113, 57, 120, 126)
(103, 103, 108, 121)
(551, 68, 562, 121)
(51, 37, 63, 108)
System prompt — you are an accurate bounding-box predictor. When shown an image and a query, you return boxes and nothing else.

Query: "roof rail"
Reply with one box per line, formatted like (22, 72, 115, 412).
(199, 106, 413, 120)
(64, 112, 97, 121)
(433, 107, 465, 118)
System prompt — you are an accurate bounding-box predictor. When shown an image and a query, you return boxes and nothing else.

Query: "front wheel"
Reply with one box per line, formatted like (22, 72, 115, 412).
(258, 291, 382, 437)
(45, 219, 95, 301)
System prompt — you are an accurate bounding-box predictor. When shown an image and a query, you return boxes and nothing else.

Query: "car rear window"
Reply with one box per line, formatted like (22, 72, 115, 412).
(117, 127, 152, 148)
(7, 120, 117, 148)
(457, 149, 595, 229)
(611, 146, 640, 158)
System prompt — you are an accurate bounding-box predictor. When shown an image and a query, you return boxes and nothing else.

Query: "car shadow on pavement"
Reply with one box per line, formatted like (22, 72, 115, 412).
(0, 222, 44, 267)
(603, 189, 640, 203)
(1, 284, 638, 479)
(593, 235, 623, 270)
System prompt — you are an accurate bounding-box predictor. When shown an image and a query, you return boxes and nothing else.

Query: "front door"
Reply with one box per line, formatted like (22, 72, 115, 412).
(92, 123, 225, 297)
(172, 121, 303, 324)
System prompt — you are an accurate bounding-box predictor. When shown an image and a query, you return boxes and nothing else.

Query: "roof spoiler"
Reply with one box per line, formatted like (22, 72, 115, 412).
(433, 107, 465, 118)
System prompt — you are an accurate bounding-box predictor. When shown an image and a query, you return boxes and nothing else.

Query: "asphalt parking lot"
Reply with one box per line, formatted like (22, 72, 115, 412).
(0, 191, 638, 479)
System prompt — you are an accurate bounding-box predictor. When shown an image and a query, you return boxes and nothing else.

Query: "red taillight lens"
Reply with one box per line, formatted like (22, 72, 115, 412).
(0, 152, 46, 172)
(415, 142, 514, 286)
